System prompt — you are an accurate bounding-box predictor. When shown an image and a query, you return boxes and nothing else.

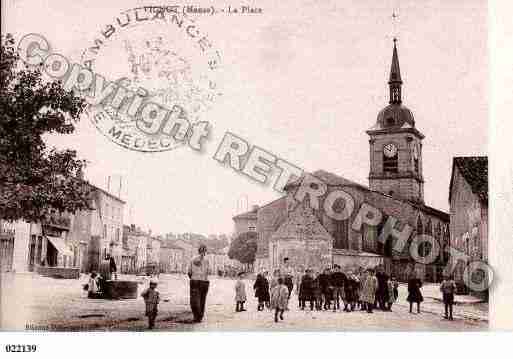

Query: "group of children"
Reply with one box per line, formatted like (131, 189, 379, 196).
(235, 265, 402, 323)
(296, 265, 400, 314)
(235, 271, 289, 322)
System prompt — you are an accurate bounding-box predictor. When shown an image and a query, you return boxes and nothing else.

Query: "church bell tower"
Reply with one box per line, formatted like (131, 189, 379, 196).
(367, 39, 425, 203)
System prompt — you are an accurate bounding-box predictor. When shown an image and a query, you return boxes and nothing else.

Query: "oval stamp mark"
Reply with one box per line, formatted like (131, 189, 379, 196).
(81, 6, 222, 152)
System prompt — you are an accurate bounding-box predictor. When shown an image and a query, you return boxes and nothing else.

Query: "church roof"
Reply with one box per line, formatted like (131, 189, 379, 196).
(311, 170, 368, 189)
(285, 169, 448, 220)
(284, 170, 368, 191)
(232, 208, 258, 221)
(449, 156, 488, 204)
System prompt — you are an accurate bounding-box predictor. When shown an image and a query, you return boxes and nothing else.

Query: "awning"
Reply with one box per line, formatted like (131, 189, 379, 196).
(46, 236, 73, 256)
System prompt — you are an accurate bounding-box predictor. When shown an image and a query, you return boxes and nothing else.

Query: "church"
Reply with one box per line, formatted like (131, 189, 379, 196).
(233, 41, 450, 282)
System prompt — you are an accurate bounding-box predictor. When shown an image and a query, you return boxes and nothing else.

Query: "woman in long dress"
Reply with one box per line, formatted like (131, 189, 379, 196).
(360, 268, 378, 313)
(407, 274, 424, 314)
(253, 272, 270, 311)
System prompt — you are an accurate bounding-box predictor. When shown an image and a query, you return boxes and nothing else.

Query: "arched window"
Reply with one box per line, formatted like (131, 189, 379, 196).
(421, 219, 433, 258)
(386, 117, 395, 127)
(416, 216, 423, 236)
(425, 219, 432, 236)
(416, 216, 424, 258)
(435, 222, 441, 240)
(434, 222, 442, 261)
(376, 215, 389, 255)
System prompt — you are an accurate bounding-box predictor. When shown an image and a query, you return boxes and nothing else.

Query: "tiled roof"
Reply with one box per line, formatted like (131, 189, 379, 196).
(232, 209, 257, 220)
(89, 184, 126, 204)
(285, 169, 448, 220)
(450, 156, 488, 203)
(284, 170, 368, 191)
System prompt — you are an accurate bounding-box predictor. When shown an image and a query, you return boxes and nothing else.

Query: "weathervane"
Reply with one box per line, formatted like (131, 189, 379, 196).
(391, 9, 399, 42)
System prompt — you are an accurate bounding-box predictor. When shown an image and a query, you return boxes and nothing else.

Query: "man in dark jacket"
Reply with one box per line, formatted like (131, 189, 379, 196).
(253, 272, 270, 311)
(299, 269, 314, 310)
(376, 269, 389, 310)
(318, 268, 332, 310)
(330, 265, 346, 312)
(108, 254, 117, 280)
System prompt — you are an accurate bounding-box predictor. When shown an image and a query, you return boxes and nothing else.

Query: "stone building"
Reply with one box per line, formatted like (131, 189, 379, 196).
(0, 220, 16, 272)
(93, 186, 125, 270)
(159, 241, 185, 273)
(232, 205, 258, 236)
(148, 236, 162, 267)
(449, 156, 488, 296)
(122, 225, 152, 271)
(2, 183, 124, 276)
(240, 41, 450, 282)
(121, 224, 139, 273)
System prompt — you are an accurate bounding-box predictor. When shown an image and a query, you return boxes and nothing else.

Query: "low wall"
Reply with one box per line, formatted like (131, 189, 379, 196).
(37, 266, 80, 279)
(103, 280, 138, 300)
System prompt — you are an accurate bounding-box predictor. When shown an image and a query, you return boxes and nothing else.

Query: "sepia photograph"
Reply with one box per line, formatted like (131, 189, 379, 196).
(0, 0, 496, 338)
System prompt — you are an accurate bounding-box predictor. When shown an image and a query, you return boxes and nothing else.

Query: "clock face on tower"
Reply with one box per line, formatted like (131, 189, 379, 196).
(383, 143, 398, 158)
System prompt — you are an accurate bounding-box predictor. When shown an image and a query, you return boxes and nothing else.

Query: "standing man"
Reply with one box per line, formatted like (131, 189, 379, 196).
(109, 253, 118, 280)
(188, 244, 210, 323)
(330, 265, 346, 312)
(281, 257, 294, 300)
(440, 275, 456, 320)
(99, 253, 112, 293)
(376, 267, 389, 310)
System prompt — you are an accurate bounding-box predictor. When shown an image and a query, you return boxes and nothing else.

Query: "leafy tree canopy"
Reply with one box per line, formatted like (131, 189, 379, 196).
(228, 231, 258, 264)
(0, 34, 91, 222)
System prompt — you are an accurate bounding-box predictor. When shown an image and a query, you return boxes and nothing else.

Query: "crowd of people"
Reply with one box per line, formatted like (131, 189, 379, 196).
(249, 263, 405, 321)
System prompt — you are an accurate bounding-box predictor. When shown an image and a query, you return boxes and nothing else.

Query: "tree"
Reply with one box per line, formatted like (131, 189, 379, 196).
(228, 232, 258, 264)
(0, 34, 91, 222)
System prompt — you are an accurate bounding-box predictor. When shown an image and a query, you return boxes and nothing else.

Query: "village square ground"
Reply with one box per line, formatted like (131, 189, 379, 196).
(0, 273, 488, 331)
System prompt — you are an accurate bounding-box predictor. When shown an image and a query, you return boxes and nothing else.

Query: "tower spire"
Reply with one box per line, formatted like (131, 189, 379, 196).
(388, 39, 402, 104)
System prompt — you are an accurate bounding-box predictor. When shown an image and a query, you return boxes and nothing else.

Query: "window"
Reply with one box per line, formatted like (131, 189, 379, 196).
(385, 117, 395, 127)
(416, 216, 423, 236)
(416, 216, 423, 255)
(376, 215, 390, 256)
(383, 152, 398, 173)
(103, 224, 107, 238)
(248, 226, 256, 232)
(334, 219, 349, 249)
(392, 88, 400, 102)
(414, 158, 419, 173)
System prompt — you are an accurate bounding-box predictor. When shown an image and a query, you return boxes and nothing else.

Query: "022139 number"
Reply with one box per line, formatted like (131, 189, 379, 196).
(5, 345, 37, 352)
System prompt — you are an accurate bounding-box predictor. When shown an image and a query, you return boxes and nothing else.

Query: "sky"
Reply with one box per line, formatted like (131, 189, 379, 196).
(3, 0, 488, 236)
